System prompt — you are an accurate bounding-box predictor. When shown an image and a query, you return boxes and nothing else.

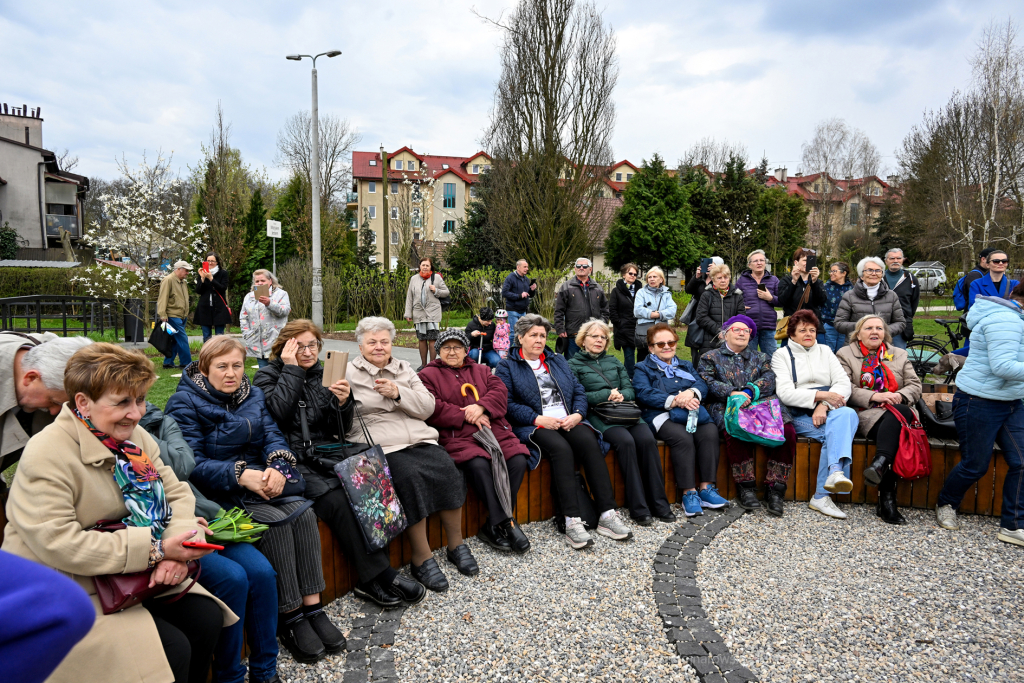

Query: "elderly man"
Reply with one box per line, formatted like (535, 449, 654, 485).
(554, 257, 609, 359)
(0, 331, 92, 489)
(883, 248, 920, 348)
(157, 259, 194, 368)
(501, 259, 537, 332)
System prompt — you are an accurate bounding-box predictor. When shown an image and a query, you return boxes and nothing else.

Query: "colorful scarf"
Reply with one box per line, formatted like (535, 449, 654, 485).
(651, 354, 696, 381)
(74, 407, 171, 538)
(858, 342, 898, 393)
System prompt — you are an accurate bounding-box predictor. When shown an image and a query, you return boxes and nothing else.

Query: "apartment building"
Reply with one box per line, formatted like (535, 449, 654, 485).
(765, 167, 896, 233)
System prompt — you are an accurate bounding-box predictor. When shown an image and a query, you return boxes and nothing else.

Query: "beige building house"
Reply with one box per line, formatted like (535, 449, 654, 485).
(765, 168, 896, 235)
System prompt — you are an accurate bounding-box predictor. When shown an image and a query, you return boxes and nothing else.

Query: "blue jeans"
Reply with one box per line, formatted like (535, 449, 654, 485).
(565, 337, 581, 359)
(256, 358, 270, 368)
(469, 348, 502, 368)
(201, 325, 225, 342)
(891, 335, 907, 350)
(822, 323, 843, 353)
(200, 544, 279, 683)
(938, 392, 1024, 530)
(506, 310, 524, 334)
(163, 317, 192, 367)
(755, 328, 777, 355)
(791, 407, 859, 499)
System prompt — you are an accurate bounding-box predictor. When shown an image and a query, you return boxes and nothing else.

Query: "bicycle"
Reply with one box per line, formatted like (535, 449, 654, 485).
(906, 317, 967, 383)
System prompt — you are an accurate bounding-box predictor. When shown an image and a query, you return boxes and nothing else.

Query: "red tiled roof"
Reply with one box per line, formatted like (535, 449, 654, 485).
(353, 149, 484, 184)
(610, 160, 638, 172)
(765, 173, 892, 204)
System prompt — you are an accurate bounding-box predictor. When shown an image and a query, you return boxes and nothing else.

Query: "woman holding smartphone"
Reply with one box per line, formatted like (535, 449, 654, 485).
(195, 252, 232, 342)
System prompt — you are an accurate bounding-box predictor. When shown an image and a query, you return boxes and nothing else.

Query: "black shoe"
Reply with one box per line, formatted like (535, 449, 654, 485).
(877, 489, 908, 525)
(499, 518, 531, 554)
(764, 483, 786, 517)
(737, 484, 761, 511)
(278, 615, 326, 663)
(411, 557, 449, 592)
(446, 543, 480, 576)
(655, 510, 678, 523)
(478, 523, 513, 552)
(353, 579, 403, 608)
(389, 573, 426, 606)
(863, 455, 889, 487)
(306, 610, 346, 654)
(633, 515, 655, 527)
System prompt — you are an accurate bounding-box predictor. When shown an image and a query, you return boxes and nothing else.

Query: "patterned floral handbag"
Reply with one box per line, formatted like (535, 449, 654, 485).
(334, 408, 408, 552)
(725, 392, 786, 446)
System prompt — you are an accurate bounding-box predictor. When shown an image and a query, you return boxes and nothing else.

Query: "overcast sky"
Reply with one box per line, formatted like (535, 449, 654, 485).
(2, 0, 1019, 183)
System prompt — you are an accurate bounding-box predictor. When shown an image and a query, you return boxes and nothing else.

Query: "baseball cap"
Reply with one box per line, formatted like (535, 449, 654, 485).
(172, 260, 194, 270)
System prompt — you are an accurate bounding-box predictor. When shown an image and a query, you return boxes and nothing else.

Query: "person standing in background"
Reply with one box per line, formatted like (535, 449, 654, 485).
(195, 252, 232, 342)
(609, 263, 643, 378)
(501, 259, 537, 333)
(554, 258, 609, 360)
(883, 248, 920, 348)
(735, 249, 780, 354)
(157, 260, 194, 369)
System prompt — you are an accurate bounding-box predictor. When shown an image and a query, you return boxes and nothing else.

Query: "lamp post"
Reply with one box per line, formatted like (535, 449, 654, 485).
(286, 50, 341, 327)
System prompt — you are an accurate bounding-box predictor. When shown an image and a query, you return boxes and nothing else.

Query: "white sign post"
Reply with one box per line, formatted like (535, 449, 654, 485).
(266, 220, 282, 273)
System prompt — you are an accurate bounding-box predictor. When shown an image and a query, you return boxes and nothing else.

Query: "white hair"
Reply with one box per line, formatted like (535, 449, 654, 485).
(22, 336, 94, 391)
(746, 249, 766, 265)
(516, 259, 528, 267)
(856, 256, 886, 277)
(252, 269, 279, 287)
(645, 266, 666, 284)
(355, 316, 396, 345)
(711, 256, 724, 266)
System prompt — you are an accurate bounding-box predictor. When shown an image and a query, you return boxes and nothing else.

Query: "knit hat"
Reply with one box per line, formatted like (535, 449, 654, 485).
(479, 307, 495, 321)
(723, 314, 757, 337)
(434, 329, 470, 356)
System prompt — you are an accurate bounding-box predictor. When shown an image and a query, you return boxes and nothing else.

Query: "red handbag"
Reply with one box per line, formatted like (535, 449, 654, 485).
(90, 520, 202, 615)
(884, 404, 932, 480)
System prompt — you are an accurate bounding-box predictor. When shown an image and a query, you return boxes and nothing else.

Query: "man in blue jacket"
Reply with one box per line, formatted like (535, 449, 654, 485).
(953, 247, 995, 312)
(501, 259, 537, 332)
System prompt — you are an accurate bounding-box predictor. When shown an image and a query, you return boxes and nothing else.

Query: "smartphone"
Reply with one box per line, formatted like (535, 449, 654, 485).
(201, 262, 210, 273)
(322, 350, 348, 387)
(757, 283, 767, 292)
(699, 257, 713, 273)
(805, 253, 818, 271)
(254, 284, 271, 299)
(182, 541, 224, 550)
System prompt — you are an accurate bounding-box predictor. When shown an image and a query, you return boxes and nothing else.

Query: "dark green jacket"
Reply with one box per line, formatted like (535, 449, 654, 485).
(567, 349, 645, 432)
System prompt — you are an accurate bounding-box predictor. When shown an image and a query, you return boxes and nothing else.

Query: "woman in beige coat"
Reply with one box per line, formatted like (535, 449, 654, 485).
(836, 315, 923, 525)
(404, 256, 450, 369)
(346, 316, 472, 594)
(1, 343, 235, 683)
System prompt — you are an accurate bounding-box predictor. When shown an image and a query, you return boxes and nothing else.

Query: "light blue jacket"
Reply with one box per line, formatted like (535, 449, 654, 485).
(633, 285, 677, 324)
(956, 296, 1024, 401)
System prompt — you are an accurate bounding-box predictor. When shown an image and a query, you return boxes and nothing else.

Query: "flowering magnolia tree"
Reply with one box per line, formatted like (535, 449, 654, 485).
(73, 154, 208, 328)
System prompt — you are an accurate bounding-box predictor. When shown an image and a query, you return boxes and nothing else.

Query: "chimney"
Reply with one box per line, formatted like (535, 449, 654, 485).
(774, 167, 788, 182)
(886, 174, 899, 186)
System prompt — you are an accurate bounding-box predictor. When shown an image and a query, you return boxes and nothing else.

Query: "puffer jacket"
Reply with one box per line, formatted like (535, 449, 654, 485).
(465, 316, 496, 352)
(239, 286, 292, 359)
(418, 357, 528, 464)
(165, 364, 294, 507)
(697, 343, 791, 429)
(735, 270, 780, 331)
(608, 278, 640, 349)
(568, 349, 645, 431)
(633, 284, 678, 326)
(495, 346, 593, 468)
(955, 296, 1024, 401)
(835, 343, 922, 434)
(770, 342, 851, 412)
(252, 358, 355, 499)
(833, 279, 906, 337)
(631, 353, 711, 427)
(345, 354, 438, 454)
(693, 284, 746, 351)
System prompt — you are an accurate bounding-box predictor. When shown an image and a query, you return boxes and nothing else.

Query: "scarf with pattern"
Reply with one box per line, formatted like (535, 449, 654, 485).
(74, 407, 171, 538)
(858, 342, 898, 393)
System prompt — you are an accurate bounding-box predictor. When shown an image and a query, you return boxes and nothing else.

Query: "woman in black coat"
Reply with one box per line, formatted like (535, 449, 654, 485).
(608, 263, 644, 378)
(777, 247, 826, 321)
(692, 263, 745, 365)
(195, 251, 232, 341)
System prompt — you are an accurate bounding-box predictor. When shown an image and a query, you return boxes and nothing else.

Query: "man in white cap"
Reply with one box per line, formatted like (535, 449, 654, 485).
(157, 260, 194, 368)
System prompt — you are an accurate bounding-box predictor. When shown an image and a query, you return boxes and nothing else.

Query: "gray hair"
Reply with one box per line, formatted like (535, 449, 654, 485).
(746, 249, 767, 265)
(849, 315, 893, 345)
(516, 259, 528, 268)
(514, 313, 552, 342)
(645, 266, 666, 284)
(252, 269, 279, 287)
(574, 257, 592, 267)
(22, 336, 94, 391)
(884, 248, 904, 259)
(856, 256, 886, 277)
(355, 316, 396, 345)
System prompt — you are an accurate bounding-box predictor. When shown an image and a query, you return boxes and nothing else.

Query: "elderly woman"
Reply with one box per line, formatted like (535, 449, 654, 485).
(166, 336, 344, 664)
(771, 310, 860, 520)
(836, 316, 922, 524)
(821, 262, 854, 352)
(698, 315, 797, 516)
(633, 265, 678, 346)
(253, 319, 426, 609)
(419, 330, 532, 553)
(346, 317, 474, 592)
(496, 314, 632, 549)
(834, 257, 907, 349)
(405, 257, 450, 369)
(777, 247, 827, 325)
(693, 263, 745, 365)
(569, 319, 676, 525)
(2, 343, 234, 683)
(632, 323, 726, 518)
(195, 251, 232, 342)
(609, 263, 644, 377)
(240, 268, 292, 368)
(735, 249, 781, 354)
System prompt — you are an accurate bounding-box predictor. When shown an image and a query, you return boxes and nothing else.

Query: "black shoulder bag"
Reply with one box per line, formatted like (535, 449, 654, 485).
(584, 359, 642, 426)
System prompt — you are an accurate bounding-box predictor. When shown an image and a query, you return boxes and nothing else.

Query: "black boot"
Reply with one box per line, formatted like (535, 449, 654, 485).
(876, 489, 908, 525)
(499, 518, 531, 554)
(863, 454, 890, 487)
(736, 483, 761, 511)
(764, 482, 786, 517)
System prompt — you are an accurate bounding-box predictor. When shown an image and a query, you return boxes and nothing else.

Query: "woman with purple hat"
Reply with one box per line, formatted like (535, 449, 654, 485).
(697, 313, 797, 516)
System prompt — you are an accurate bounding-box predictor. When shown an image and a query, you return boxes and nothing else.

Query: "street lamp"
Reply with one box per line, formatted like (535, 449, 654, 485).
(286, 50, 341, 327)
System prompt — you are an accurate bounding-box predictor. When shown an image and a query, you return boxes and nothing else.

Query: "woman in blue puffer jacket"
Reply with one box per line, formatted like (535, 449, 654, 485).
(166, 336, 346, 665)
(936, 287, 1024, 547)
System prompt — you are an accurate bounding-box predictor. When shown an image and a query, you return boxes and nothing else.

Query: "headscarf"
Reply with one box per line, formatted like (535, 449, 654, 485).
(650, 354, 696, 381)
(723, 314, 757, 337)
(858, 342, 898, 393)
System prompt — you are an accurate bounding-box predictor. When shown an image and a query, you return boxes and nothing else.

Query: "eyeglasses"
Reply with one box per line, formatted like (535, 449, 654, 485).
(296, 342, 320, 354)
(585, 334, 608, 340)
(440, 345, 464, 353)
(726, 327, 751, 335)
(652, 340, 678, 349)
(862, 268, 883, 274)
(990, 259, 1009, 264)
(575, 264, 591, 269)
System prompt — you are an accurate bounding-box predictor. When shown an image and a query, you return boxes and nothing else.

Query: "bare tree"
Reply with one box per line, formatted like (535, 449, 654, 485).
(479, 0, 618, 273)
(679, 137, 749, 175)
(276, 111, 361, 209)
(56, 148, 79, 172)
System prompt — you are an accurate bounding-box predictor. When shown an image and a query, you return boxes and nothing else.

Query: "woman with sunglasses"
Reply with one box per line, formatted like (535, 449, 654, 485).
(966, 250, 1018, 309)
(698, 315, 796, 516)
(833, 257, 907, 348)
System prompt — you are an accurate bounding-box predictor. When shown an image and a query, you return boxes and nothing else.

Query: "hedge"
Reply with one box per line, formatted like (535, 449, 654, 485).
(0, 267, 79, 298)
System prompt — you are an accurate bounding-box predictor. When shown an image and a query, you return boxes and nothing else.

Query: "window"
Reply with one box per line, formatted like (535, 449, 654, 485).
(483, 165, 491, 172)
(849, 204, 860, 225)
(874, 187, 881, 196)
(414, 232, 420, 241)
(369, 159, 377, 166)
(412, 208, 421, 227)
(443, 220, 455, 234)
(368, 206, 376, 219)
(391, 207, 399, 219)
(615, 172, 622, 181)
(411, 184, 422, 202)
(626, 173, 633, 181)
(408, 160, 416, 171)
(472, 164, 479, 174)
(368, 181, 376, 194)
(391, 182, 398, 194)
(390, 256, 398, 271)
(443, 183, 456, 208)
(442, 164, 449, 169)
(814, 183, 820, 193)
(369, 231, 377, 244)
(470, 186, 478, 199)
(369, 255, 377, 263)
(615, 192, 622, 199)
(391, 231, 399, 245)
(395, 160, 404, 170)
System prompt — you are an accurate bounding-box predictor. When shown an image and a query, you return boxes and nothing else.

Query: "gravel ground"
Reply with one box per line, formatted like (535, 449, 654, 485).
(391, 512, 700, 683)
(698, 502, 1024, 683)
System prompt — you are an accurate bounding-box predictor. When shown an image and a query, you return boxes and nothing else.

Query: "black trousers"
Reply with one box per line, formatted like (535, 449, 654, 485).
(313, 487, 392, 585)
(602, 424, 671, 519)
(145, 594, 222, 683)
(656, 421, 720, 491)
(532, 424, 616, 517)
(459, 454, 528, 526)
(866, 404, 915, 493)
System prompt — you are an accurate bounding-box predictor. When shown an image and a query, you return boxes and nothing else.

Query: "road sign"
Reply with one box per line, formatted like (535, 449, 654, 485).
(266, 220, 282, 239)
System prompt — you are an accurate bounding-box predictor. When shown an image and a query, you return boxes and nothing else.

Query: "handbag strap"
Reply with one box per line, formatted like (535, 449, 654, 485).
(215, 290, 231, 313)
(246, 496, 315, 526)
(583, 359, 618, 391)
(796, 277, 813, 309)
(883, 403, 910, 428)
(297, 400, 312, 447)
(160, 561, 202, 604)
(786, 345, 798, 384)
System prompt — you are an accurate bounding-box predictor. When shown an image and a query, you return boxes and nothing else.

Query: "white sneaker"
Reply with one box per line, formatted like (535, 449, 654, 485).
(936, 504, 960, 530)
(997, 528, 1024, 547)
(823, 470, 854, 494)
(565, 517, 594, 549)
(596, 510, 634, 541)
(808, 495, 847, 519)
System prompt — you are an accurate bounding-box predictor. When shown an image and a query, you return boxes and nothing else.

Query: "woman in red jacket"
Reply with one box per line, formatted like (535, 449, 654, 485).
(418, 330, 532, 554)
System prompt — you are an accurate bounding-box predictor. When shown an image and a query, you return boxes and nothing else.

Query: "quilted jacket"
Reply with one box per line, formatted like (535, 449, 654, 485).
(955, 296, 1024, 401)
(631, 354, 711, 427)
(568, 349, 645, 432)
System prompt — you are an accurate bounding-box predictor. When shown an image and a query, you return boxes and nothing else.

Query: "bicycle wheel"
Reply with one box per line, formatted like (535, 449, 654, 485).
(906, 338, 947, 381)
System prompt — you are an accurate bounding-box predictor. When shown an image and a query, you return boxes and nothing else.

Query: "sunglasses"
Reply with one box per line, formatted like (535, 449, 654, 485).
(990, 258, 1009, 264)
(652, 340, 677, 349)
(575, 264, 591, 269)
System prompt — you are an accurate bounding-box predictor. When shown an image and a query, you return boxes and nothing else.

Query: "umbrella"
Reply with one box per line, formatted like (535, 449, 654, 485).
(462, 383, 513, 519)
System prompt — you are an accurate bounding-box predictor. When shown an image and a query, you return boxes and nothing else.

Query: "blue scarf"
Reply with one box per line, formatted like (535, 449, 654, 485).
(651, 355, 695, 381)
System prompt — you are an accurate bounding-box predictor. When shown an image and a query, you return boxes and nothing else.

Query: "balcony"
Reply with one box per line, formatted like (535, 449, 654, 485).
(45, 214, 79, 238)
(346, 192, 358, 204)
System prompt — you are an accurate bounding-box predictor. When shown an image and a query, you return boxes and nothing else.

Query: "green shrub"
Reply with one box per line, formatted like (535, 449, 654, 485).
(0, 267, 79, 298)
(0, 223, 17, 260)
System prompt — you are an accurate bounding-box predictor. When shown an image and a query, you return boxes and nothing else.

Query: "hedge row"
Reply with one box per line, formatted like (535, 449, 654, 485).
(0, 267, 79, 298)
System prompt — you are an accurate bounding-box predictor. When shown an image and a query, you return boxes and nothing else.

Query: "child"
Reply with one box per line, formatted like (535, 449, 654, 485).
(493, 309, 511, 360)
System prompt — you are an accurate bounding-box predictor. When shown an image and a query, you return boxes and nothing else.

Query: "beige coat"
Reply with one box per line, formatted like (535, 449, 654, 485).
(346, 354, 438, 454)
(835, 344, 922, 435)
(404, 273, 449, 324)
(157, 273, 189, 320)
(1, 405, 237, 683)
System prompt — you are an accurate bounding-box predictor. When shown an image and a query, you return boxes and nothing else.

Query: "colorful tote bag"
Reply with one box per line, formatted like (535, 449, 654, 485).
(725, 394, 786, 446)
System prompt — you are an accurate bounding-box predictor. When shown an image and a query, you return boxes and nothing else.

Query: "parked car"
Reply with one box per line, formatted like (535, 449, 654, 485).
(909, 261, 947, 296)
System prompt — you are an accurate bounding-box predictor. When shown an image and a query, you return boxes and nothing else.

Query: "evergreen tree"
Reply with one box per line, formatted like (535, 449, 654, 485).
(445, 180, 508, 273)
(752, 187, 809, 269)
(873, 197, 917, 262)
(355, 208, 378, 269)
(241, 188, 271, 276)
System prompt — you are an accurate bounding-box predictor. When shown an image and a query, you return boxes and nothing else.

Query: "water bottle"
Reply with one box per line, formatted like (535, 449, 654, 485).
(686, 408, 698, 433)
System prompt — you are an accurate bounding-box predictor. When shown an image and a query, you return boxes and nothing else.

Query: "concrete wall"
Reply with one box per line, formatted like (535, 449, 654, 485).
(0, 114, 43, 148)
(0, 142, 45, 248)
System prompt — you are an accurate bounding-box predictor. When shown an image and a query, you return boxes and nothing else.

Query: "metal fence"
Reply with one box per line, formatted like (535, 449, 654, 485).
(0, 295, 121, 339)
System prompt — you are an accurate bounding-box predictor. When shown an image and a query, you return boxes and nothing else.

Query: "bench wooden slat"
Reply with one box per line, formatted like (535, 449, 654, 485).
(794, 441, 810, 501)
(850, 441, 867, 503)
(976, 457, 996, 516)
(994, 454, 1008, 518)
